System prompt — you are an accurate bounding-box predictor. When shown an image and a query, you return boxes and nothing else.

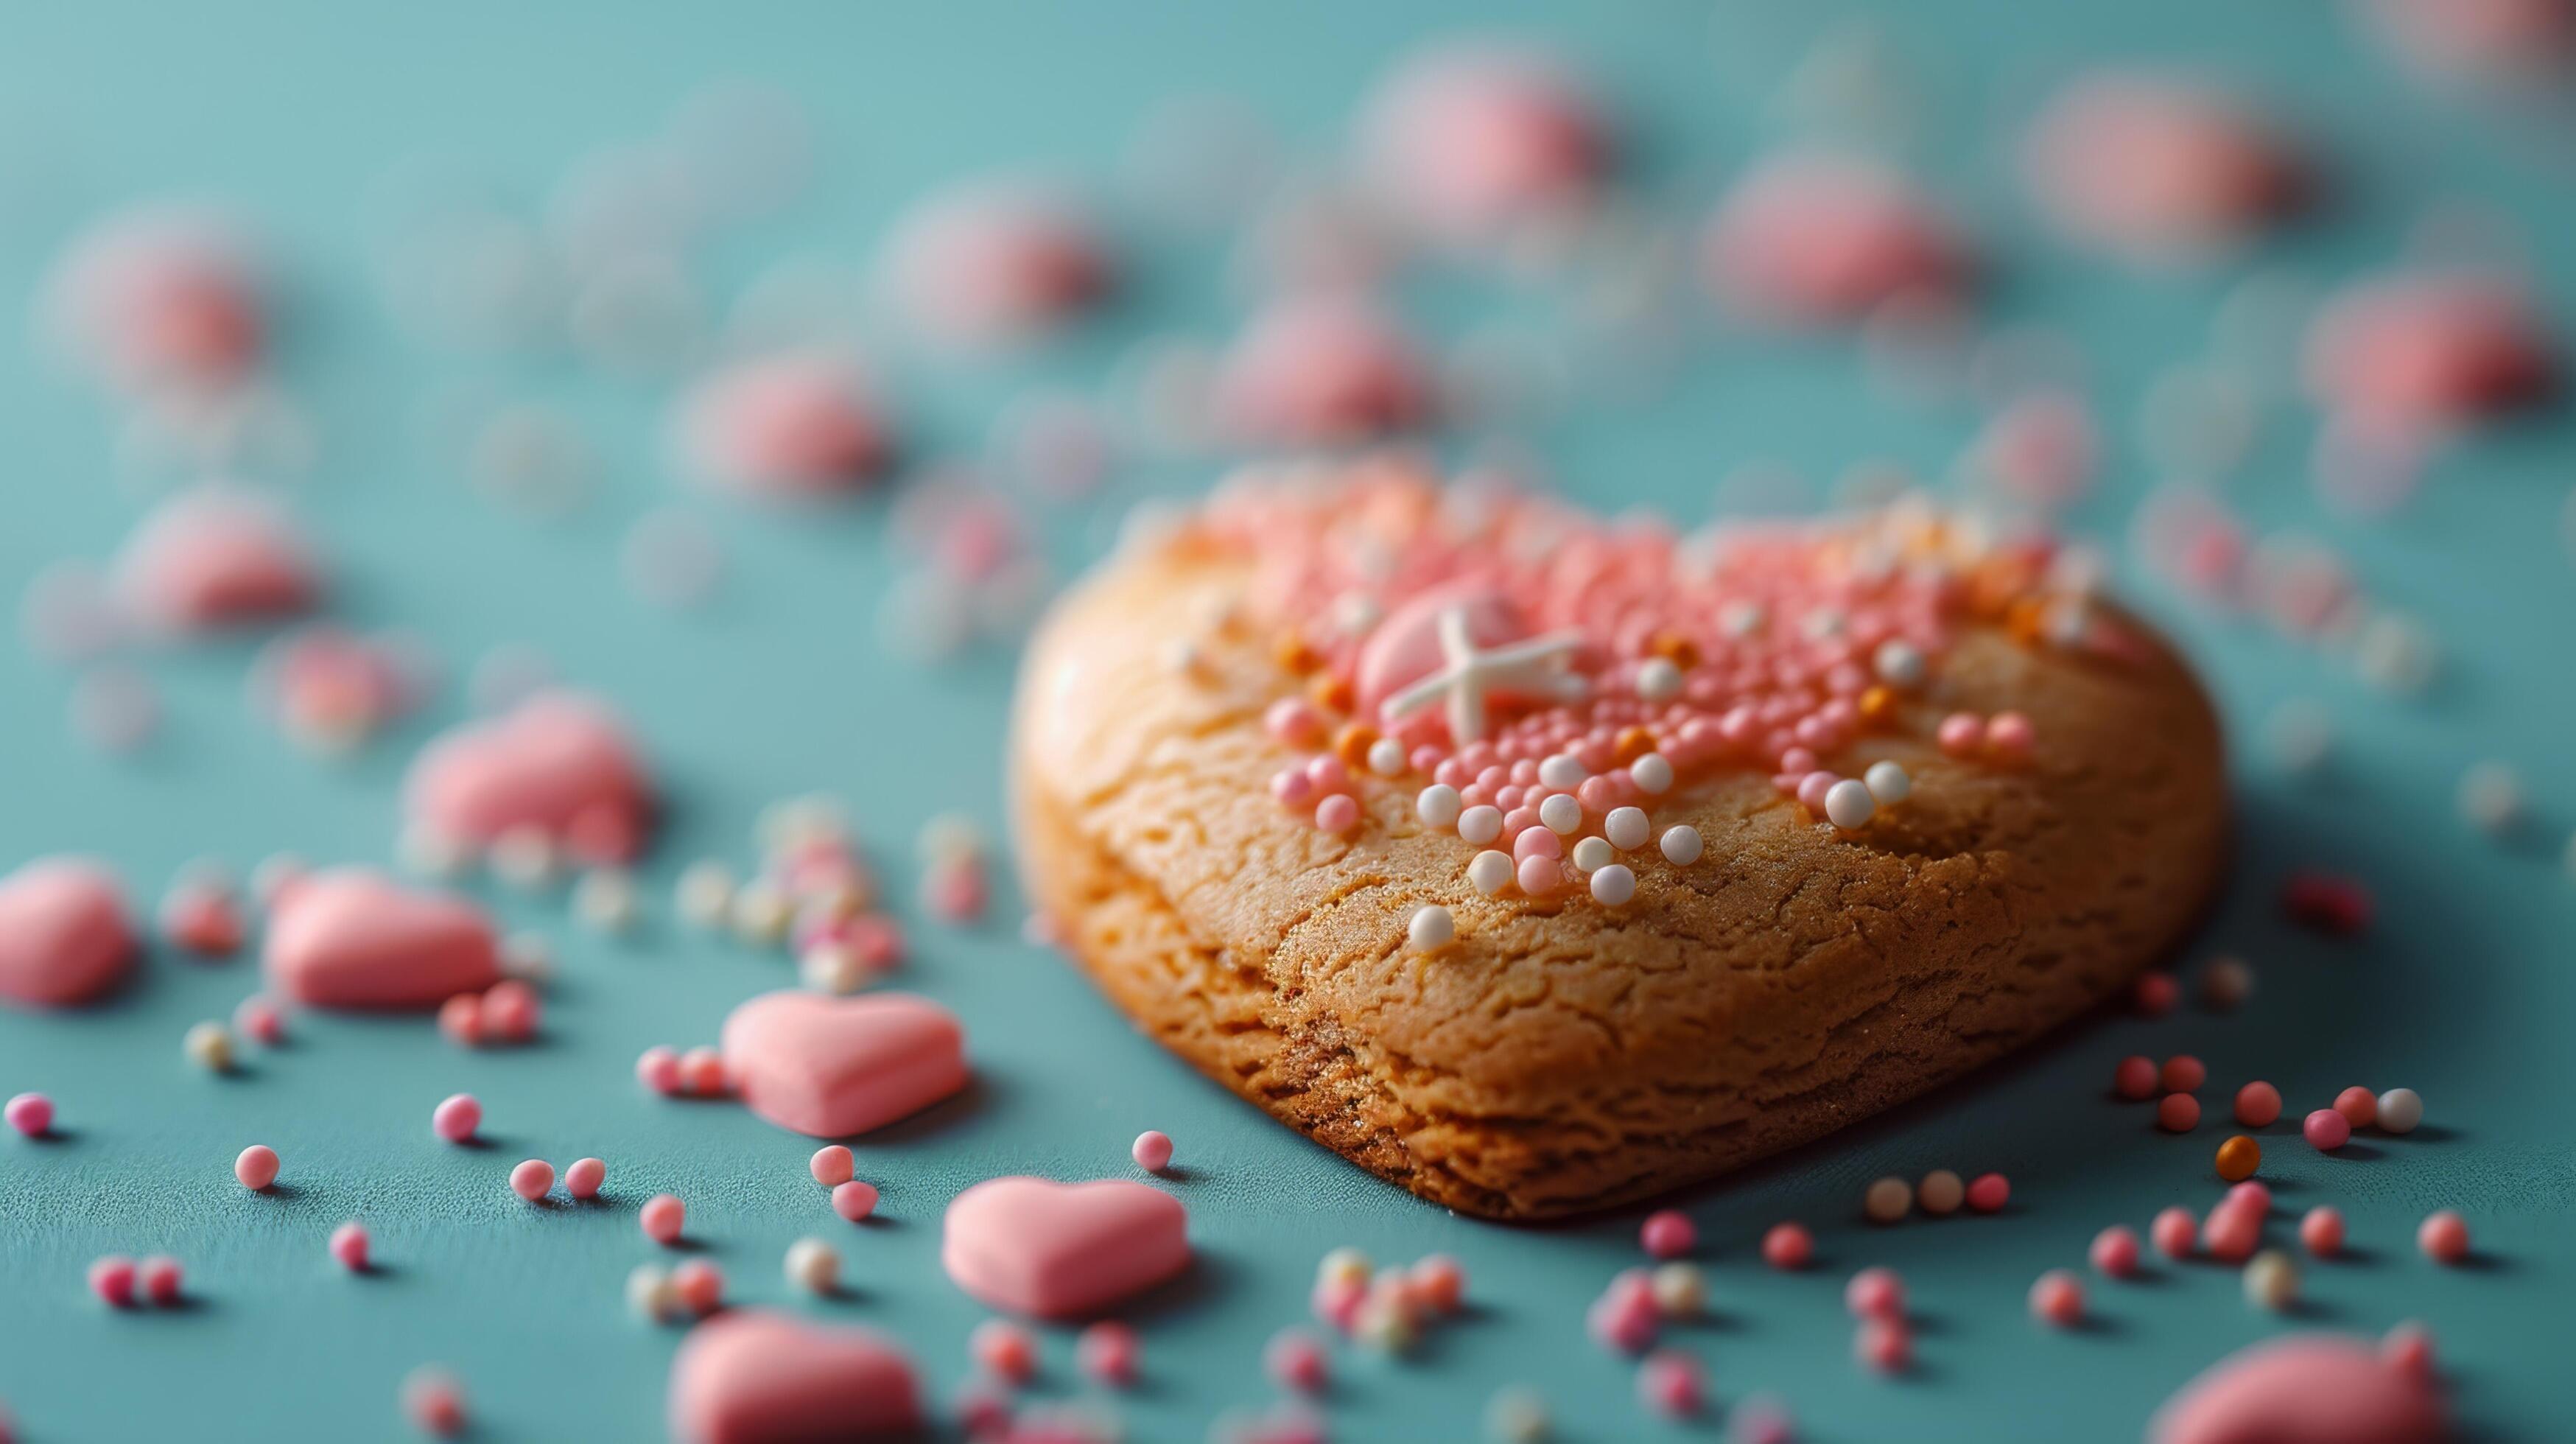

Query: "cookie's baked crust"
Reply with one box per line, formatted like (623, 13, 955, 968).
(1011, 527, 2227, 1220)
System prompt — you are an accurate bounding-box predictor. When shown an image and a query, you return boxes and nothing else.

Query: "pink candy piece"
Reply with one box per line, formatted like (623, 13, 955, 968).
(2203, 1202, 2263, 1264)
(1077, 1321, 1141, 1387)
(46, 208, 263, 390)
(810, 1144, 855, 1188)
(2159, 1094, 2202, 1132)
(2301, 1207, 2346, 1258)
(2148, 1334, 2447, 1444)
(431, 1093, 482, 1144)
(1637, 1350, 1708, 1417)
(1967, 1172, 2010, 1213)
(2113, 1056, 2160, 1100)
(1856, 1318, 1912, 1373)
(2334, 1086, 2379, 1128)
(482, 980, 541, 1043)
(681, 351, 894, 502)
(941, 1176, 1191, 1319)
(438, 994, 484, 1048)
(1515, 855, 1562, 897)
(2091, 1224, 2142, 1277)
(831, 1181, 880, 1222)
(113, 490, 319, 634)
(1265, 1329, 1331, 1394)
(160, 880, 245, 957)
(1587, 1270, 1660, 1354)
(1313, 794, 1361, 834)
(5, 1093, 54, 1138)
(138, 1255, 183, 1306)
(1217, 295, 1434, 446)
(1845, 1266, 1905, 1321)
(2135, 972, 2180, 1016)
(262, 869, 501, 1011)
(404, 691, 653, 864)
(0, 858, 138, 1009)
(1761, 1222, 1813, 1271)
(1407, 1255, 1465, 1315)
(2305, 271, 2556, 432)
(2304, 1108, 2353, 1151)
(2160, 1056, 2206, 1093)
(2024, 74, 2305, 264)
(2417, 1210, 2471, 1264)
(564, 1157, 606, 1201)
(331, 1222, 371, 1272)
(969, 1319, 1038, 1384)
(2382, 1322, 2438, 1381)
(719, 990, 969, 1138)
(402, 1367, 467, 1437)
(672, 1259, 724, 1316)
(882, 182, 1112, 349)
(508, 1159, 555, 1202)
(1704, 153, 1971, 326)
(2362, 0, 2576, 86)
(642, 1194, 687, 1246)
(235, 1144, 280, 1191)
(1640, 1209, 1696, 1260)
(1130, 1129, 1174, 1172)
(666, 1310, 921, 1444)
(2029, 1269, 2085, 1326)
(2236, 1081, 2283, 1127)
(89, 1255, 138, 1307)
(636, 1045, 683, 1095)
(1359, 43, 1607, 245)
(234, 995, 286, 1046)
(2152, 1206, 2200, 1260)
(681, 1047, 729, 1097)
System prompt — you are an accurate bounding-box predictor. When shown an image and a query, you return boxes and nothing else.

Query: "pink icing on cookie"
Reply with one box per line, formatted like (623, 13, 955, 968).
(941, 1176, 1192, 1319)
(0, 858, 136, 1009)
(1359, 43, 1609, 247)
(681, 351, 894, 501)
(45, 208, 263, 393)
(1217, 296, 1436, 446)
(2304, 270, 2556, 432)
(2024, 74, 2307, 264)
(404, 690, 653, 863)
(666, 1310, 922, 1444)
(114, 490, 320, 634)
(719, 991, 968, 1138)
(1702, 154, 1972, 325)
(261, 869, 501, 1010)
(882, 180, 1113, 349)
(2149, 1334, 2447, 1444)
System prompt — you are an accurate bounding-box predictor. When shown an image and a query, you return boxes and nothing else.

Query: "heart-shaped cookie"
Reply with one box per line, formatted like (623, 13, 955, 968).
(402, 690, 653, 864)
(720, 991, 968, 1138)
(1011, 462, 2226, 1219)
(0, 858, 136, 1009)
(262, 869, 500, 1010)
(665, 1309, 921, 1444)
(941, 1177, 1191, 1319)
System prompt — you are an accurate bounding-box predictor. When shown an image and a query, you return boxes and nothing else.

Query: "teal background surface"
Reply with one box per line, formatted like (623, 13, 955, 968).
(3, 2, 2573, 1440)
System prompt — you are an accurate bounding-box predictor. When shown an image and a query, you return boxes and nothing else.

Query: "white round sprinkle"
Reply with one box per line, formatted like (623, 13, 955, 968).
(800, 943, 866, 995)
(628, 1264, 682, 1322)
(2200, 955, 2253, 1012)
(1588, 864, 1635, 905)
(1539, 793, 1582, 834)
(1408, 905, 1455, 951)
(1570, 836, 1612, 872)
(488, 826, 561, 890)
(2354, 611, 2438, 695)
(1629, 753, 1674, 795)
(1604, 806, 1649, 851)
(1660, 825, 1703, 866)
(1803, 606, 1847, 639)
(675, 861, 736, 928)
(2457, 762, 2523, 836)
(1457, 805, 1504, 846)
(1467, 851, 1515, 896)
(1873, 639, 1926, 688)
(1538, 753, 1587, 790)
(1367, 737, 1408, 777)
(2375, 1087, 2422, 1135)
(1484, 1387, 1551, 1444)
(783, 1238, 840, 1295)
(1635, 657, 1685, 702)
(1650, 1262, 1706, 1318)
(574, 869, 642, 935)
(498, 932, 554, 983)
(1719, 600, 1765, 637)
(183, 1020, 235, 1073)
(2243, 1250, 2299, 1311)
(730, 878, 793, 947)
(397, 824, 473, 880)
(1824, 779, 1877, 830)
(1416, 784, 1464, 830)
(1862, 760, 1912, 805)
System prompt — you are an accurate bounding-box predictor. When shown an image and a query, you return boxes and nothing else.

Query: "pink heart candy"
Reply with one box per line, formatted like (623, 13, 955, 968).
(942, 1177, 1191, 1319)
(114, 489, 319, 633)
(0, 858, 136, 1009)
(720, 991, 968, 1138)
(666, 1309, 921, 1444)
(262, 869, 500, 1010)
(1352, 583, 1530, 721)
(2151, 1335, 2446, 1444)
(403, 690, 653, 863)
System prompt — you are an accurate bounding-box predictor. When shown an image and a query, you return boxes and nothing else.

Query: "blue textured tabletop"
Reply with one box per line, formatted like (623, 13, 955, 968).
(3, 1, 2574, 1440)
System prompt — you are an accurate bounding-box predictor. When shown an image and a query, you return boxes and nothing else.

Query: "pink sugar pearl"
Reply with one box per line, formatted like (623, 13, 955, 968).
(2383, 1322, 2437, 1381)
(1966, 1172, 2010, 1213)
(2226, 1180, 2273, 1216)
(2134, 972, 2179, 1015)
(2159, 1055, 2205, 1093)
(331, 1222, 371, 1272)
(234, 1143, 280, 1191)
(508, 1159, 554, 1202)
(1856, 1317, 1912, 1373)
(1266, 1328, 1330, 1394)
(810, 1144, 854, 1187)
(2028, 1269, 2084, 1326)
(971, 1319, 1038, 1384)
(1984, 711, 2035, 760)
(2334, 1085, 2378, 1128)
(402, 1367, 466, 1437)
(642, 1193, 686, 1244)
(2158, 1093, 2201, 1132)
(234, 994, 286, 1046)
(138, 1255, 183, 1305)
(564, 1157, 606, 1201)
(2090, 1224, 2141, 1277)
(636, 1045, 682, 1095)
(1587, 1272, 1660, 1353)
(2112, 1056, 2158, 1100)
(2303, 1107, 2352, 1151)
(2300, 1206, 2345, 1257)
(830, 1180, 879, 1222)
(2418, 1210, 2470, 1264)
(1407, 1254, 1465, 1314)
(1638, 1350, 1708, 1417)
(2235, 1081, 2282, 1127)
(1078, 1321, 1141, 1387)
(88, 1255, 138, 1307)
(482, 980, 540, 1042)
(437, 993, 482, 1048)
(1515, 855, 1562, 895)
(1314, 794, 1360, 834)
(431, 1093, 481, 1143)
(1937, 712, 1984, 757)
(671, 1258, 723, 1316)
(681, 1046, 727, 1096)
(4, 1092, 53, 1138)
(1131, 1129, 1174, 1172)
(2152, 1206, 2198, 1259)
(1640, 1209, 1696, 1259)
(1761, 1222, 1813, 1270)
(1844, 1266, 1905, 1320)
(2201, 1201, 2261, 1264)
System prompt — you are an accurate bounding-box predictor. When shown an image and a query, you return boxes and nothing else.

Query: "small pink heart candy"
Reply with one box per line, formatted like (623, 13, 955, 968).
(114, 489, 319, 633)
(721, 991, 968, 1138)
(403, 690, 653, 863)
(1352, 583, 1530, 721)
(942, 1177, 1191, 1319)
(262, 869, 501, 1010)
(666, 1309, 922, 1444)
(0, 858, 136, 1009)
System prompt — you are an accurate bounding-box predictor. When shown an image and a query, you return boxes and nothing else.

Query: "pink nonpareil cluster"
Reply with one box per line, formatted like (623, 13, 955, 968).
(1308, 1247, 1465, 1356)
(438, 978, 542, 1048)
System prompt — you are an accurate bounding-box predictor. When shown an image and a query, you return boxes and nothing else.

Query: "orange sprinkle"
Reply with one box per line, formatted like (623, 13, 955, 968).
(1308, 673, 1355, 714)
(1332, 722, 1378, 768)
(1275, 634, 1322, 676)
(1613, 726, 1657, 764)
(1646, 633, 1701, 669)
(1857, 686, 1896, 728)
(2004, 597, 2049, 647)
(2215, 1135, 2262, 1183)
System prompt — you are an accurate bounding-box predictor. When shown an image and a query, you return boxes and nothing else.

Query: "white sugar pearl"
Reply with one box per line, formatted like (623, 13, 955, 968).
(1824, 779, 1877, 830)
(183, 1020, 235, 1073)
(1635, 657, 1684, 702)
(1408, 905, 1455, 951)
(2243, 1250, 2299, 1311)
(398, 824, 473, 880)
(1660, 825, 1703, 865)
(489, 826, 561, 890)
(1604, 806, 1649, 851)
(1803, 607, 1847, 639)
(783, 1238, 840, 1295)
(1457, 805, 1504, 846)
(675, 861, 735, 928)
(2200, 956, 2253, 1012)
(1416, 784, 1463, 829)
(2354, 611, 2438, 695)
(499, 933, 554, 983)
(1367, 737, 1407, 776)
(2457, 762, 2523, 835)
(730, 878, 793, 947)
(1467, 851, 1514, 896)
(1719, 601, 1764, 637)
(1538, 753, 1587, 790)
(1589, 864, 1635, 905)
(1571, 836, 1612, 872)
(1629, 753, 1674, 795)
(2375, 1087, 2423, 1134)
(1873, 639, 1926, 688)
(1651, 1262, 1706, 1318)
(1862, 760, 1912, 805)
(1864, 1176, 1912, 1223)
(628, 1264, 682, 1322)
(575, 869, 641, 935)
(800, 943, 866, 995)
(1484, 1388, 1551, 1444)
(1539, 793, 1582, 834)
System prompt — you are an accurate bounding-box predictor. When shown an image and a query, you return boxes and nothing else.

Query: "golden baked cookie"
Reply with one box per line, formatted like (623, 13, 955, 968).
(1011, 461, 2225, 1220)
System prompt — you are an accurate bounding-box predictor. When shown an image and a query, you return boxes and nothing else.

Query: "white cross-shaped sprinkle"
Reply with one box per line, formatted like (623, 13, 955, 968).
(1378, 605, 1587, 744)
